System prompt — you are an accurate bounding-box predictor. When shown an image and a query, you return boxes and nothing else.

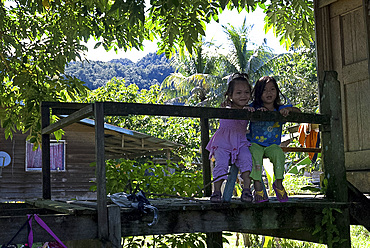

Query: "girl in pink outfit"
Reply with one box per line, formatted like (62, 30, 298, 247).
(206, 73, 255, 203)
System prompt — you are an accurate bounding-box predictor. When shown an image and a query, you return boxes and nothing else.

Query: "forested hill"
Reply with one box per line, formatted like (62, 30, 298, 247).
(65, 52, 174, 90)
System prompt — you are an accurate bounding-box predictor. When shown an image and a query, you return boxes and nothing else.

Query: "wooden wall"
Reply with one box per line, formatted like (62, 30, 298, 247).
(315, 0, 370, 192)
(0, 123, 97, 201)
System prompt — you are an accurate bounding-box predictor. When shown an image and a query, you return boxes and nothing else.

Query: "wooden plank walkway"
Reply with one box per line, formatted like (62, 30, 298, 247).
(0, 196, 350, 245)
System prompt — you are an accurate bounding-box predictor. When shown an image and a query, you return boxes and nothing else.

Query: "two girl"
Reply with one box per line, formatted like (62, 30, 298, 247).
(208, 75, 300, 203)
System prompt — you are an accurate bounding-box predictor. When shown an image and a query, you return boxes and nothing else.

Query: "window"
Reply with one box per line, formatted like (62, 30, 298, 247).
(26, 140, 66, 171)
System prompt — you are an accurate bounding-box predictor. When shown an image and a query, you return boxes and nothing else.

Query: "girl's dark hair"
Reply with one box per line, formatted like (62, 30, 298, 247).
(223, 72, 251, 107)
(252, 76, 286, 110)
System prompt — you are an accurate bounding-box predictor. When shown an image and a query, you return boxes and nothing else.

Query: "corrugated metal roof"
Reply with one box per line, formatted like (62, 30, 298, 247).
(77, 118, 184, 160)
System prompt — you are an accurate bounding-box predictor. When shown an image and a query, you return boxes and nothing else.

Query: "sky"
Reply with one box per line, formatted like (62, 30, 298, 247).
(83, 7, 287, 62)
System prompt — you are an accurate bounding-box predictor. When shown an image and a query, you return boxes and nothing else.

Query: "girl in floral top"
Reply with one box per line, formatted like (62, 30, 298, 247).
(248, 76, 301, 203)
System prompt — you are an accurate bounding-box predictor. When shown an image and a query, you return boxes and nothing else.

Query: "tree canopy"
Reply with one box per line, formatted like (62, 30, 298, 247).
(65, 52, 174, 90)
(1, 0, 315, 142)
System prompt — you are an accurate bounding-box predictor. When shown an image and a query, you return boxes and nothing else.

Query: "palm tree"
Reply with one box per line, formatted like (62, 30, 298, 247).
(159, 18, 289, 107)
(222, 18, 289, 85)
(159, 39, 227, 106)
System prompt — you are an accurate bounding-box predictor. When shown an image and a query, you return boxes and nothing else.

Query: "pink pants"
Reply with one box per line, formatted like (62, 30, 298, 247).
(212, 145, 252, 182)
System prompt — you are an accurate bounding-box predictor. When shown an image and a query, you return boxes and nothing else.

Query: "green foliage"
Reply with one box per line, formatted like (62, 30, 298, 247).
(160, 117, 201, 164)
(262, 0, 315, 49)
(350, 225, 370, 248)
(159, 39, 227, 106)
(160, 21, 283, 107)
(272, 44, 318, 113)
(65, 53, 174, 90)
(77, 78, 201, 164)
(1, 0, 317, 142)
(99, 159, 204, 198)
(283, 174, 317, 195)
(273, 238, 326, 248)
(122, 233, 207, 248)
(222, 19, 278, 84)
(313, 208, 347, 247)
(148, 0, 261, 57)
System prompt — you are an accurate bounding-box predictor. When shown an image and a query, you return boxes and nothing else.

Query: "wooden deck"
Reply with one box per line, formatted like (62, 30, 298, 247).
(0, 196, 353, 245)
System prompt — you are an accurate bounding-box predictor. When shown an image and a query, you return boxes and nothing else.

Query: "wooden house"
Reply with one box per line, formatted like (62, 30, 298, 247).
(314, 0, 370, 193)
(0, 118, 182, 202)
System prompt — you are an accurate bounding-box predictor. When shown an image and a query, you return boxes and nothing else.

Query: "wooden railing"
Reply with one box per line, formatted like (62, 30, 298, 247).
(40, 71, 349, 247)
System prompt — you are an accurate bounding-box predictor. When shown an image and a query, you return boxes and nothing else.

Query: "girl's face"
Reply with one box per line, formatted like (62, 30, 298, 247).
(261, 81, 277, 105)
(230, 81, 251, 109)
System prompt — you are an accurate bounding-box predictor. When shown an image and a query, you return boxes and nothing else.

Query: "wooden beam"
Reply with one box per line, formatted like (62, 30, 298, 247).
(94, 102, 109, 242)
(200, 118, 211, 197)
(364, 0, 370, 75)
(0, 199, 351, 245)
(41, 104, 51, 200)
(314, 0, 333, 82)
(321, 71, 348, 201)
(206, 232, 223, 248)
(281, 147, 322, 153)
(25, 199, 96, 215)
(118, 199, 348, 243)
(318, 0, 337, 8)
(108, 205, 121, 248)
(102, 102, 329, 124)
(42, 101, 90, 115)
(42, 104, 93, 135)
(105, 146, 175, 150)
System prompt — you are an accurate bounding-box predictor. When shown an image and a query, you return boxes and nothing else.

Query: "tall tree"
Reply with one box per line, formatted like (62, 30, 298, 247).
(160, 20, 282, 107)
(1, 0, 316, 142)
(271, 44, 318, 113)
(222, 18, 289, 84)
(262, 0, 315, 49)
(159, 40, 226, 106)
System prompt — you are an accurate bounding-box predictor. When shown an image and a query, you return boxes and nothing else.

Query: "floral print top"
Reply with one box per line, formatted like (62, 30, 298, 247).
(247, 104, 292, 146)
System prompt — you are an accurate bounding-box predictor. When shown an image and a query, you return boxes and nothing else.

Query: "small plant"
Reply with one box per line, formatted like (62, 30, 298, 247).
(122, 233, 208, 248)
(90, 159, 204, 198)
(312, 208, 347, 247)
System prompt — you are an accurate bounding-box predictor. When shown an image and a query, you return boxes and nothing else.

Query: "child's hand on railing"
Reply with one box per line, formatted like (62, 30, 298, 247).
(280, 108, 290, 117)
(243, 106, 255, 112)
(257, 107, 268, 111)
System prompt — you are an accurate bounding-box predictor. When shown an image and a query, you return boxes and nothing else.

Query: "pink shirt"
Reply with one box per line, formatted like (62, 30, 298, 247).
(206, 119, 251, 164)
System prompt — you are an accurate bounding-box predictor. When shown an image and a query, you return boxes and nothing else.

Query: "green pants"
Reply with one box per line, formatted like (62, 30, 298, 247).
(249, 143, 285, 181)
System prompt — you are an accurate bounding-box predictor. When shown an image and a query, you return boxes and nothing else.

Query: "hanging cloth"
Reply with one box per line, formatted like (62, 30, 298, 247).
(298, 123, 320, 161)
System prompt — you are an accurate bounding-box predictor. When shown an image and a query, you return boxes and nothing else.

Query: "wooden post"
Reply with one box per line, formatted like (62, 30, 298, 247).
(364, 0, 370, 75)
(200, 118, 211, 197)
(41, 103, 51, 199)
(206, 232, 223, 248)
(320, 71, 351, 247)
(108, 205, 121, 248)
(94, 102, 109, 244)
(201, 118, 223, 248)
